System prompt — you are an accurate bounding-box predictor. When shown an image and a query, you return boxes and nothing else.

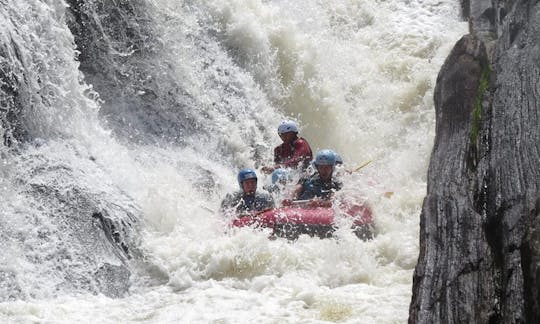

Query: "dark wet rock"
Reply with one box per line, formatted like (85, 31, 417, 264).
(0, 270, 23, 301)
(64, 0, 276, 168)
(65, 0, 200, 146)
(1, 149, 140, 301)
(0, 29, 29, 146)
(409, 35, 497, 323)
(522, 197, 540, 322)
(410, 1, 540, 322)
(94, 263, 132, 298)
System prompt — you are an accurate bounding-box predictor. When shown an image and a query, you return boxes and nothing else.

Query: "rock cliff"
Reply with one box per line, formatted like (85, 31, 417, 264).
(409, 1, 540, 322)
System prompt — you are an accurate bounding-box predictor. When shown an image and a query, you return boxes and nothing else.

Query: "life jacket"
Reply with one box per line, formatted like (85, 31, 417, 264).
(298, 174, 342, 200)
(221, 191, 275, 214)
(274, 137, 313, 169)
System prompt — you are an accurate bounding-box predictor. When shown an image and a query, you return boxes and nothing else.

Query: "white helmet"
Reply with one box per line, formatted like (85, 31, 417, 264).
(277, 120, 299, 134)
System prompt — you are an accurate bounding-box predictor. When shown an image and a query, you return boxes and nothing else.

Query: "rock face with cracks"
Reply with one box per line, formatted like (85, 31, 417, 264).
(409, 1, 540, 323)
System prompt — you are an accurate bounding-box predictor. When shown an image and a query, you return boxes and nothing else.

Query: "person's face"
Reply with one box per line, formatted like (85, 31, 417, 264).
(279, 132, 296, 144)
(316, 165, 334, 180)
(242, 179, 257, 195)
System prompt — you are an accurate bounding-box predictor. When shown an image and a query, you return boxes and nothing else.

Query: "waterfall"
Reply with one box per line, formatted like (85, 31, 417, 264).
(0, 0, 466, 322)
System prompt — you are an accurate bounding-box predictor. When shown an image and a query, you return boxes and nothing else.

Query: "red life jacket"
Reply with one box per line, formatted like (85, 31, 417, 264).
(274, 137, 313, 169)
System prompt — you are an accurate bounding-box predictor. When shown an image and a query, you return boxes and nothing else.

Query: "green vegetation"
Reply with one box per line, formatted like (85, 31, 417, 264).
(470, 62, 491, 145)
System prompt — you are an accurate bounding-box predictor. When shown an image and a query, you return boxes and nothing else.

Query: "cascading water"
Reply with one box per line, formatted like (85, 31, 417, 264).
(0, 0, 466, 322)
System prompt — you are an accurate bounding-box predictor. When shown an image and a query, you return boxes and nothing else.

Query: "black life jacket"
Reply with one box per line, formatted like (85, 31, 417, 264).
(298, 174, 342, 200)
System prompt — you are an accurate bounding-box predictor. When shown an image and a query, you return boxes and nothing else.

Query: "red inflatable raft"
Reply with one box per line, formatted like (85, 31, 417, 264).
(231, 201, 373, 240)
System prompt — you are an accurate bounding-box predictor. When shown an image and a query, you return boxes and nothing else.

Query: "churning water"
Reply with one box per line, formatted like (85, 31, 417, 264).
(0, 0, 466, 322)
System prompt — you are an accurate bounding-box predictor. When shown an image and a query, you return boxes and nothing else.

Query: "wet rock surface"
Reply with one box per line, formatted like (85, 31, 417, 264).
(410, 1, 540, 322)
(0, 149, 140, 301)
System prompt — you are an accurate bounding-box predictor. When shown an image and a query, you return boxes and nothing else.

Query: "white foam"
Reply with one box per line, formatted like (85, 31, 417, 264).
(0, 0, 467, 322)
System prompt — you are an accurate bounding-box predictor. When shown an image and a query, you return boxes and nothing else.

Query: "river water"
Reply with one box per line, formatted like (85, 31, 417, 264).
(0, 0, 466, 323)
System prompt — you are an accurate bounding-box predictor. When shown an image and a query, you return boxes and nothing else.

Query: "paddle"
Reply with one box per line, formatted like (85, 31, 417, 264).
(344, 159, 394, 198)
(281, 199, 310, 207)
(281, 199, 333, 208)
(348, 159, 372, 173)
(290, 199, 311, 206)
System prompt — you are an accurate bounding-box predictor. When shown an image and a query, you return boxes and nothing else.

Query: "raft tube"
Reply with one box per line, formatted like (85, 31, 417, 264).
(231, 202, 373, 240)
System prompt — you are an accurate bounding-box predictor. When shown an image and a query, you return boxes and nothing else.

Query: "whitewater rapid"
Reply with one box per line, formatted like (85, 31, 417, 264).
(0, 0, 466, 323)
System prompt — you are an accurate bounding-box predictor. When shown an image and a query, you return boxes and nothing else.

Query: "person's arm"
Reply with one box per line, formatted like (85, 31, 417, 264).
(220, 193, 238, 217)
(267, 196, 275, 209)
(273, 145, 281, 164)
(220, 193, 232, 211)
(261, 193, 275, 210)
(261, 146, 281, 174)
(291, 184, 304, 200)
(281, 184, 303, 206)
(309, 181, 340, 207)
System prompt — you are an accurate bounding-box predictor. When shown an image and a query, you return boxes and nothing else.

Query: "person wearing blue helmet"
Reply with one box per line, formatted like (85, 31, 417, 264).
(261, 120, 313, 174)
(263, 168, 291, 197)
(221, 168, 275, 215)
(271, 168, 290, 185)
(334, 153, 343, 165)
(289, 149, 342, 205)
(330, 151, 347, 177)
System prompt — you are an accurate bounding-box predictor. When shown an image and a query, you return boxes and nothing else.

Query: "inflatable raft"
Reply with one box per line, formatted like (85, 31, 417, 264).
(231, 201, 373, 240)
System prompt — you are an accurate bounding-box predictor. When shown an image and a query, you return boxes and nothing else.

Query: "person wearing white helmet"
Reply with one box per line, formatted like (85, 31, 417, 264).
(262, 120, 313, 174)
(285, 149, 342, 207)
(221, 168, 275, 215)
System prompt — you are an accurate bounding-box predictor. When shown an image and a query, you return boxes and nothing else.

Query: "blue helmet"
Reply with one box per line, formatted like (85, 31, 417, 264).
(271, 168, 289, 184)
(313, 149, 337, 166)
(334, 153, 343, 165)
(237, 168, 257, 188)
(277, 120, 299, 134)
